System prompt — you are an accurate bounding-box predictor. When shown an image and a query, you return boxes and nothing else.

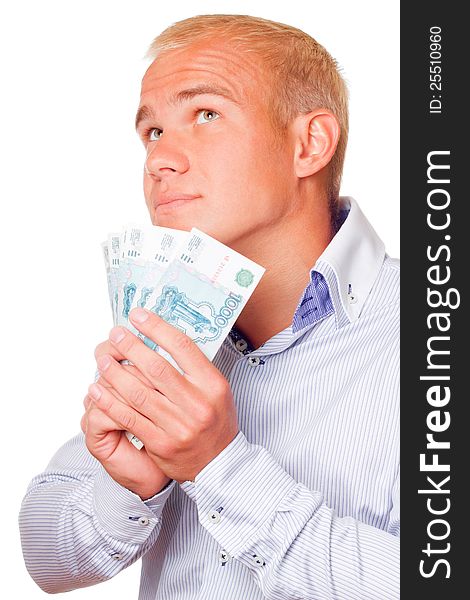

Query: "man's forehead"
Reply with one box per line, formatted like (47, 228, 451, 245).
(140, 42, 267, 96)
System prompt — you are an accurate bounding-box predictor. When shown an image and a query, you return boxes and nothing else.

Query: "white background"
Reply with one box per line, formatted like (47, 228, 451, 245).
(0, 1, 399, 597)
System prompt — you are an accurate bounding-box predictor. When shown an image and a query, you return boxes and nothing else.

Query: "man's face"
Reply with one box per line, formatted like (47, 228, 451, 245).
(136, 40, 296, 249)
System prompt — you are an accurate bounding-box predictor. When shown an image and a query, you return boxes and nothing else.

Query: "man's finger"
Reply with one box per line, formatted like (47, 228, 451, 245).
(106, 324, 195, 398)
(80, 411, 87, 433)
(96, 354, 186, 427)
(88, 382, 162, 444)
(94, 340, 126, 362)
(128, 307, 213, 379)
(98, 364, 154, 390)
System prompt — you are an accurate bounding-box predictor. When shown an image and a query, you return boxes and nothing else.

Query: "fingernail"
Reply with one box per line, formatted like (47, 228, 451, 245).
(110, 327, 126, 344)
(96, 355, 111, 372)
(88, 383, 102, 400)
(131, 308, 149, 323)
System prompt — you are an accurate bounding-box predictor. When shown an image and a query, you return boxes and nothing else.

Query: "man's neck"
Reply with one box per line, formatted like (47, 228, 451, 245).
(233, 204, 334, 349)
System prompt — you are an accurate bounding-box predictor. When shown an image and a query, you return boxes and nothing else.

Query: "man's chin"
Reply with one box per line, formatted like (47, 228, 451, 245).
(152, 219, 192, 233)
(150, 211, 193, 232)
(150, 201, 204, 232)
(149, 207, 239, 247)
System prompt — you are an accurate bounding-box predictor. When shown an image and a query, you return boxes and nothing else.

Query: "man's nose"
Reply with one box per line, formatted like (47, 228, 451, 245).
(145, 137, 190, 179)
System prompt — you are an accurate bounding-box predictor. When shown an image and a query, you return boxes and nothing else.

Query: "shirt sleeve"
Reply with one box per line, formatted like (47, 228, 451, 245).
(18, 432, 176, 594)
(181, 431, 399, 600)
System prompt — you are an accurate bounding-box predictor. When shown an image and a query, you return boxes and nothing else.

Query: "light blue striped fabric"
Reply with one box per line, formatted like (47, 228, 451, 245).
(19, 197, 400, 599)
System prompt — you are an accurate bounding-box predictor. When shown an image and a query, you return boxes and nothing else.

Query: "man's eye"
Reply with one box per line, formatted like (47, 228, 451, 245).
(148, 128, 162, 141)
(196, 110, 220, 124)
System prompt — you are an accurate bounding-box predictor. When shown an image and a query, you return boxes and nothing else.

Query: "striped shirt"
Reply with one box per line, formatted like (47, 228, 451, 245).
(19, 197, 400, 599)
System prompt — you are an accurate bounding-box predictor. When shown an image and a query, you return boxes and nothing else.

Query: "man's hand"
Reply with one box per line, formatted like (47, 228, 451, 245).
(81, 339, 171, 500)
(87, 307, 239, 484)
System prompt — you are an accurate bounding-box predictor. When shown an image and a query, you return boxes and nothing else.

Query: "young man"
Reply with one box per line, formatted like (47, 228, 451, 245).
(19, 15, 399, 599)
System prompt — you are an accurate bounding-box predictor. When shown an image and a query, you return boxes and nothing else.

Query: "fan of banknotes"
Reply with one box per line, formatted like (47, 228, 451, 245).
(101, 224, 265, 449)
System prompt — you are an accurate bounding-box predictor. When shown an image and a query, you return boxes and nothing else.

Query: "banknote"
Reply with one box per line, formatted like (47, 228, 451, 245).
(104, 233, 121, 325)
(101, 241, 112, 308)
(115, 224, 187, 332)
(102, 225, 265, 450)
(140, 227, 265, 361)
(102, 225, 187, 449)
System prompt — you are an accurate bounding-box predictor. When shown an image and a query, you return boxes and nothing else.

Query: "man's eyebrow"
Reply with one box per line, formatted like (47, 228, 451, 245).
(135, 105, 155, 131)
(135, 84, 239, 131)
(170, 84, 239, 105)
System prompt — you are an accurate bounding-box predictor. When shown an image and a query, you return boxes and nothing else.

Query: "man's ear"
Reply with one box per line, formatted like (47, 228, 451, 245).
(292, 110, 340, 178)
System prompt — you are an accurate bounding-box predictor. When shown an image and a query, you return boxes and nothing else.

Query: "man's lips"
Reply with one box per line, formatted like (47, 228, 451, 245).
(155, 193, 201, 207)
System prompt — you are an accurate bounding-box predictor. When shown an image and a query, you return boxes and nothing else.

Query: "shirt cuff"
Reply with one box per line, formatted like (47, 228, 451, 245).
(92, 465, 174, 543)
(181, 431, 322, 557)
(144, 480, 176, 511)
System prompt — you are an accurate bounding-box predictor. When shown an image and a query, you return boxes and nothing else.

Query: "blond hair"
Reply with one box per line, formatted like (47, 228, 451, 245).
(146, 14, 349, 215)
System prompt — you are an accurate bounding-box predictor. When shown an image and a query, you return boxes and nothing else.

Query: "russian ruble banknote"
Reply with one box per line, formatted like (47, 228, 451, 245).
(102, 225, 186, 330)
(102, 224, 265, 449)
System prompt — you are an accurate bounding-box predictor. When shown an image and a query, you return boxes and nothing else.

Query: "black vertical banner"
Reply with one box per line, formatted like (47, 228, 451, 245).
(401, 3, 466, 598)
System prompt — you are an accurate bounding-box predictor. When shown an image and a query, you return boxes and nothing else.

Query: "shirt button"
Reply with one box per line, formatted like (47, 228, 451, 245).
(235, 339, 248, 352)
(247, 356, 261, 367)
(138, 516, 150, 526)
(208, 510, 221, 524)
(250, 554, 266, 567)
(111, 553, 124, 561)
(219, 550, 231, 564)
(347, 292, 358, 304)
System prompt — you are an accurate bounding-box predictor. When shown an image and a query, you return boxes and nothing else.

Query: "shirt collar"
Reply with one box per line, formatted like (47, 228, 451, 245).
(227, 196, 386, 354)
(313, 196, 386, 327)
